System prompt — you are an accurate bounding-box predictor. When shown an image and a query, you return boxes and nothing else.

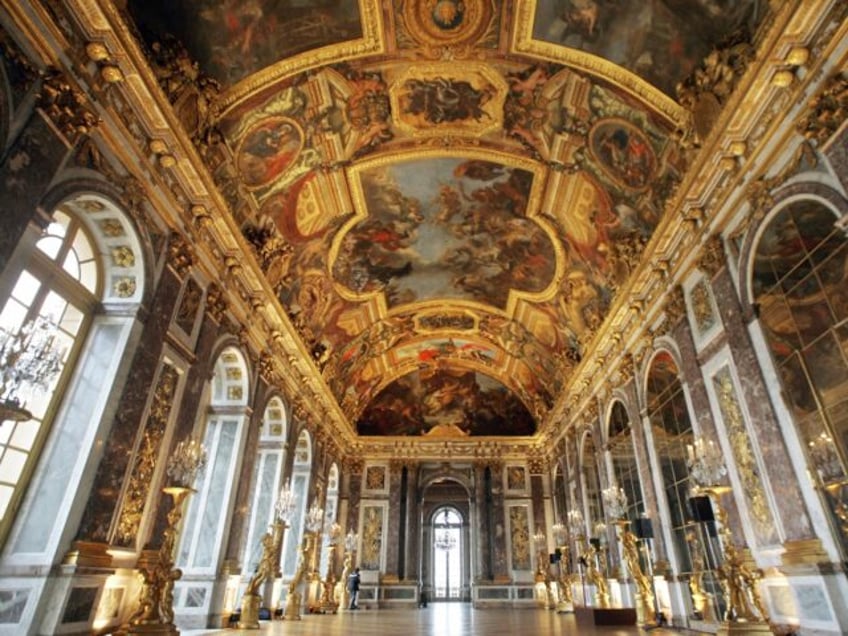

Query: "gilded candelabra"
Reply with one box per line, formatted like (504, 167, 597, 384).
(318, 522, 342, 613)
(533, 529, 553, 609)
(239, 480, 296, 628)
(124, 437, 206, 635)
(284, 500, 324, 621)
(603, 484, 657, 626)
(688, 436, 769, 632)
(338, 530, 358, 610)
(552, 523, 575, 613)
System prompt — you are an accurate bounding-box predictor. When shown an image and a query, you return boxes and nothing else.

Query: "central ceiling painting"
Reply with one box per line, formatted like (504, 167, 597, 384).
(332, 157, 555, 309)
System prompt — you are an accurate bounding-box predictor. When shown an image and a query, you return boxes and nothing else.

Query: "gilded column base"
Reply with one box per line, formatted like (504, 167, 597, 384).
(717, 620, 773, 635)
(237, 593, 261, 629)
(556, 599, 574, 613)
(284, 591, 302, 621)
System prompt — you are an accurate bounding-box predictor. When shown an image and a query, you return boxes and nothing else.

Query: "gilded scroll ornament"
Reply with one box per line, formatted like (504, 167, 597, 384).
(713, 368, 778, 546)
(798, 73, 848, 145)
(360, 506, 383, 570)
(509, 505, 531, 570)
(37, 69, 99, 142)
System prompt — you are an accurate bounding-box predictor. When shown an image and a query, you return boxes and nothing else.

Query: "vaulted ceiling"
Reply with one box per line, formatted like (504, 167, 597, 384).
(124, 0, 763, 437)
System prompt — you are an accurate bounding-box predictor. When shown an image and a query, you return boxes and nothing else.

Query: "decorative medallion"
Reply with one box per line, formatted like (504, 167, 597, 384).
(403, 0, 493, 47)
(235, 116, 304, 189)
(588, 118, 656, 190)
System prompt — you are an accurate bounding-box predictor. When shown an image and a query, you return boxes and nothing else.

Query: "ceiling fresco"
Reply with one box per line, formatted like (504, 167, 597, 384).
(124, 0, 757, 436)
(531, 0, 764, 97)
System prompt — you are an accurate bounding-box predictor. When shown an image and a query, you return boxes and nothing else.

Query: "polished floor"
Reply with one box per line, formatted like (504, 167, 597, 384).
(184, 603, 685, 635)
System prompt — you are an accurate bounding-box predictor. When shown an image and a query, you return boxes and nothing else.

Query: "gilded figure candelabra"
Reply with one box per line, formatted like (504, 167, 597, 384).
(284, 500, 324, 621)
(551, 522, 575, 613)
(318, 522, 342, 613)
(238, 480, 295, 628)
(688, 436, 769, 632)
(533, 529, 553, 609)
(124, 437, 206, 635)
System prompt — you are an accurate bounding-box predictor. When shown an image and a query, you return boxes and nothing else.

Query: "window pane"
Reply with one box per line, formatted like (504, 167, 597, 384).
(9, 421, 38, 451)
(62, 249, 81, 280)
(79, 261, 98, 293)
(0, 297, 28, 333)
(0, 448, 28, 484)
(10, 270, 41, 307)
(36, 236, 63, 260)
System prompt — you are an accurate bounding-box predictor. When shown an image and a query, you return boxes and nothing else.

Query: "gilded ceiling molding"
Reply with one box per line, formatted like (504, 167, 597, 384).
(665, 285, 687, 328)
(675, 27, 755, 143)
(510, 0, 686, 129)
(165, 231, 193, 278)
(37, 67, 100, 143)
(797, 73, 848, 145)
(699, 235, 727, 278)
(204, 283, 229, 325)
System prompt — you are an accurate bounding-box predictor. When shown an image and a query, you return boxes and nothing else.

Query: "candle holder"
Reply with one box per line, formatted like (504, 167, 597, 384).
(688, 437, 769, 630)
(552, 522, 575, 613)
(317, 522, 342, 613)
(284, 501, 324, 621)
(239, 492, 291, 632)
(124, 436, 206, 635)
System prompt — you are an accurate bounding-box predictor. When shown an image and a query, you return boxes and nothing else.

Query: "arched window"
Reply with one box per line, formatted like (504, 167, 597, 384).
(243, 396, 288, 574)
(646, 351, 722, 621)
(608, 401, 645, 522)
(282, 429, 312, 580)
(0, 196, 143, 553)
(752, 200, 848, 545)
(178, 347, 250, 574)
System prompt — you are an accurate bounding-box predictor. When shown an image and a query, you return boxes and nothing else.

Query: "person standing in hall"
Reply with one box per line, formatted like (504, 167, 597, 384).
(347, 567, 361, 610)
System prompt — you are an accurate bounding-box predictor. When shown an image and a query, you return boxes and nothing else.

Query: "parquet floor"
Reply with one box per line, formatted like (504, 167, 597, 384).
(184, 603, 685, 635)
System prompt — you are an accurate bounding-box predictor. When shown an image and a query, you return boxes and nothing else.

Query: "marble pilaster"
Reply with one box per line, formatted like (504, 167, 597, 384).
(710, 268, 811, 541)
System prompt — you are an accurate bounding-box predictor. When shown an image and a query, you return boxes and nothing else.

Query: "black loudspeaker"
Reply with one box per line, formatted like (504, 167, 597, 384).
(549, 553, 558, 564)
(689, 495, 715, 522)
(633, 518, 654, 539)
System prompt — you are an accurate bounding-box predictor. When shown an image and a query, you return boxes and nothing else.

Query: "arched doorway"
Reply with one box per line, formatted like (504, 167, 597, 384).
(420, 478, 472, 602)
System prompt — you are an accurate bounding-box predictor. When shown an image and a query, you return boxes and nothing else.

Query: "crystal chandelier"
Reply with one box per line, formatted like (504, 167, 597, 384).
(166, 437, 208, 488)
(0, 315, 66, 421)
(305, 501, 324, 533)
(434, 529, 457, 551)
(602, 485, 628, 520)
(567, 509, 584, 537)
(552, 522, 567, 545)
(274, 478, 296, 522)
(687, 436, 727, 487)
